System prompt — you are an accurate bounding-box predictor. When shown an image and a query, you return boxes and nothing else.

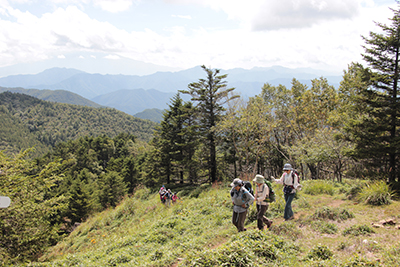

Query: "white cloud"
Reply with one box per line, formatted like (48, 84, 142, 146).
(0, 0, 397, 74)
(165, 0, 361, 30)
(92, 0, 133, 13)
(251, 0, 360, 30)
(57, 54, 66, 58)
(172, 14, 192, 19)
(105, 54, 120, 59)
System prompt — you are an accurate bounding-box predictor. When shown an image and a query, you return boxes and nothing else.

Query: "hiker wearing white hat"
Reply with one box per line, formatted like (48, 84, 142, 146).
(253, 174, 273, 230)
(273, 163, 301, 221)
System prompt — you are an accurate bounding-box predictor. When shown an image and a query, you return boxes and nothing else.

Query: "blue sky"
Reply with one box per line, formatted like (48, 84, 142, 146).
(0, 0, 398, 76)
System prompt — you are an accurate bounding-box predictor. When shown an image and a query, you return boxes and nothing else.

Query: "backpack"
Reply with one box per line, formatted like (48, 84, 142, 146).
(242, 181, 254, 196)
(292, 170, 300, 184)
(264, 180, 276, 202)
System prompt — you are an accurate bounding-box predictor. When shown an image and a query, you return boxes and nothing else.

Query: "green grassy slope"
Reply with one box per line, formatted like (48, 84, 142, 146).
(30, 181, 400, 267)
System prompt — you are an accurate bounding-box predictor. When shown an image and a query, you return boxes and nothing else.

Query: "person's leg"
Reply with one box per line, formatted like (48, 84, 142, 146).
(257, 204, 267, 230)
(284, 193, 295, 220)
(262, 204, 273, 227)
(237, 210, 248, 231)
(232, 211, 239, 230)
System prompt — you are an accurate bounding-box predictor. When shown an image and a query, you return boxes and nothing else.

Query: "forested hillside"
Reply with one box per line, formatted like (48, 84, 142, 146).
(0, 86, 102, 108)
(0, 92, 157, 157)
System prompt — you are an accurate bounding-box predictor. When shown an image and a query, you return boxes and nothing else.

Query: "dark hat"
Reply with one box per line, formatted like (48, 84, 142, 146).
(230, 178, 243, 187)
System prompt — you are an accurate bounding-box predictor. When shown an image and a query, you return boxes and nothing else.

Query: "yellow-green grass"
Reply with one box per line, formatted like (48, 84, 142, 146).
(22, 180, 400, 267)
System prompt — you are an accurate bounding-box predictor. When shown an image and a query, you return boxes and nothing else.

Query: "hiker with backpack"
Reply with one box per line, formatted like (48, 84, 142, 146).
(230, 178, 254, 232)
(159, 186, 167, 204)
(171, 192, 179, 203)
(273, 163, 302, 221)
(253, 174, 273, 230)
(165, 189, 172, 206)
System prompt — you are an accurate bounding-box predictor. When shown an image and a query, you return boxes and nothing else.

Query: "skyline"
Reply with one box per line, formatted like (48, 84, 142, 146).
(0, 0, 398, 77)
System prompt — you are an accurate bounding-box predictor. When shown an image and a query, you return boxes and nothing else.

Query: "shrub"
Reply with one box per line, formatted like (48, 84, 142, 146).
(305, 244, 333, 260)
(185, 230, 300, 266)
(270, 221, 302, 241)
(342, 224, 375, 236)
(342, 254, 380, 266)
(311, 207, 354, 221)
(186, 240, 255, 266)
(310, 221, 338, 234)
(302, 180, 335, 195)
(133, 185, 151, 200)
(358, 180, 393, 205)
(344, 180, 367, 200)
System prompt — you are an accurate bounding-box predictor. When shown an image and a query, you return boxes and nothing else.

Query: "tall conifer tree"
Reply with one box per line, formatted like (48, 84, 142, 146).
(181, 65, 238, 183)
(355, 6, 400, 182)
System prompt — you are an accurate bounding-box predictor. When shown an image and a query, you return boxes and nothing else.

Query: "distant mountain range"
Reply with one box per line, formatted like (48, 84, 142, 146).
(0, 66, 342, 120)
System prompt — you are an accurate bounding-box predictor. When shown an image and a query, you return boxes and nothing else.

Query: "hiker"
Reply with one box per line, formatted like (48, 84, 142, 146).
(253, 174, 273, 230)
(273, 163, 301, 221)
(159, 186, 167, 204)
(165, 189, 172, 206)
(230, 178, 254, 232)
(171, 192, 179, 203)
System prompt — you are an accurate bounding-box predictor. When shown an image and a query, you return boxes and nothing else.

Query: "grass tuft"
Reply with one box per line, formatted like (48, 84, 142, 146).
(358, 180, 393, 205)
(311, 206, 354, 221)
(342, 224, 375, 236)
(302, 180, 336, 195)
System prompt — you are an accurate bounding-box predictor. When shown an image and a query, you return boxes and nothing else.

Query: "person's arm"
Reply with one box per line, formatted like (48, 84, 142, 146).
(230, 188, 236, 205)
(258, 184, 268, 202)
(273, 173, 285, 185)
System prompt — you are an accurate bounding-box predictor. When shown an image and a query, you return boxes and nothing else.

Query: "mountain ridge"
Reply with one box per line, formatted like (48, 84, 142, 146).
(0, 66, 342, 116)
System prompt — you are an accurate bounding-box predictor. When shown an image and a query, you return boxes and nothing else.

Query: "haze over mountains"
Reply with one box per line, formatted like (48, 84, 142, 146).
(0, 66, 342, 117)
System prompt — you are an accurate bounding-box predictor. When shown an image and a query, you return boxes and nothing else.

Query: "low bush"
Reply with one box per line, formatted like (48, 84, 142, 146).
(305, 244, 333, 260)
(133, 185, 151, 200)
(342, 254, 380, 266)
(358, 180, 393, 205)
(184, 230, 299, 266)
(311, 206, 354, 221)
(310, 220, 338, 234)
(270, 221, 302, 241)
(342, 224, 375, 236)
(302, 180, 335, 195)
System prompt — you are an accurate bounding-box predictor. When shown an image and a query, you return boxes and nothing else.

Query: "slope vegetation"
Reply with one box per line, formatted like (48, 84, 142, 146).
(31, 180, 400, 267)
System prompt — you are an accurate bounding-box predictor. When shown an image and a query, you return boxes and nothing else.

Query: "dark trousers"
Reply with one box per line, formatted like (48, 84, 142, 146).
(284, 193, 295, 220)
(232, 210, 247, 232)
(256, 204, 272, 230)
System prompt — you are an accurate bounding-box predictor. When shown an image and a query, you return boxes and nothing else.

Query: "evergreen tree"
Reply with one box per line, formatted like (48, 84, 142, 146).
(97, 171, 127, 208)
(150, 94, 199, 184)
(0, 149, 67, 264)
(180, 65, 238, 183)
(351, 6, 400, 182)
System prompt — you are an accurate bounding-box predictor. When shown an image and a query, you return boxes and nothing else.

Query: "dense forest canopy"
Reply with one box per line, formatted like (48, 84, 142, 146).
(0, 91, 157, 157)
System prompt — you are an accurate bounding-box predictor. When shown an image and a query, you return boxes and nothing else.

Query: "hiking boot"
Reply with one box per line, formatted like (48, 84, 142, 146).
(284, 216, 294, 221)
(267, 220, 273, 228)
